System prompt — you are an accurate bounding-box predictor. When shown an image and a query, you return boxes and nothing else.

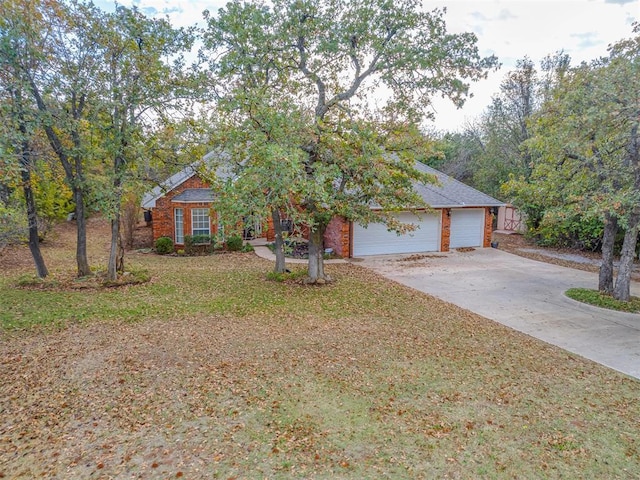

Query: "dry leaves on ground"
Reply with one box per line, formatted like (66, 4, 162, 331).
(1, 220, 639, 478)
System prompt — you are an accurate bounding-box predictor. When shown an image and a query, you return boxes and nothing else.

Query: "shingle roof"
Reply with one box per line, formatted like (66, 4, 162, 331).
(142, 150, 504, 210)
(141, 163, 199, 209)
(171, 189, 215, 203)
(412, 162, 504, 208)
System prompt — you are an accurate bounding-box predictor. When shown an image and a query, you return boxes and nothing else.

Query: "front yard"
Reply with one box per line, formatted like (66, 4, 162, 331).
(0, 220, 638, 478)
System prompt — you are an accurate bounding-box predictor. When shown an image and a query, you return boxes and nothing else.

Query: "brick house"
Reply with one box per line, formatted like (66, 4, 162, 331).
(141, 153, 241, 248)
(142, 153, 503, 256)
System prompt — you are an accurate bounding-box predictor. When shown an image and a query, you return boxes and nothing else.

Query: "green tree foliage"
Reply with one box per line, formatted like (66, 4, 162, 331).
(0, 198, 27, 252)
(209, 88, 315, 273)
(31, 159, 74, 229)
(430, 128, 483, 185)
(1, 0, 199, 279)
(436, 53, 570, 200)
(506, 24, 640, 301)
(0, 132, 71, 259)
(7, 147, 74, 238)
(0, 7, 51, 278)
(88, 5, 196, 281)
(474, 58, 538, 197)
(204, 0, 497, 283)
(0, 0, 104, 276)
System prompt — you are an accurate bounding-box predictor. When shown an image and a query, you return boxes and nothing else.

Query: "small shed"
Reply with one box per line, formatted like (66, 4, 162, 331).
(496, 204, 526, 233)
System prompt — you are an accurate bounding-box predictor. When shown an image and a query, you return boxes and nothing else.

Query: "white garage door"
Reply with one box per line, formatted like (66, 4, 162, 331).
(450, 208, 485, 249)
(353, 212, 440, 256)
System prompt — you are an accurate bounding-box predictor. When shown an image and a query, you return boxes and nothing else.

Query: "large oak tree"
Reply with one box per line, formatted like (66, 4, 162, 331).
(205, 0, 497, 283)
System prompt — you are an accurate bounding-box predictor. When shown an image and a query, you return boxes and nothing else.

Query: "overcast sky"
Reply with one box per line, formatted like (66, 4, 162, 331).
(424, 0, 639, 131)
(99, 0, 639, 131)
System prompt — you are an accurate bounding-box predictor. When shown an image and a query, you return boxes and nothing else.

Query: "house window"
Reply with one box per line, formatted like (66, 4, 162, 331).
(192, 208, 211, 236)
(174, 208, 184, 244)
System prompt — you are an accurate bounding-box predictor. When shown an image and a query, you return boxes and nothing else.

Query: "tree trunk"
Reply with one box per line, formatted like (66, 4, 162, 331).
(613, 117, 640, 301)
(28, 75, 90, 277)
(306, 222, 331, 284)
(117, 219, 125, 273)
(0, 183, 10, 207)
(107, 212, 123, 281)
(108, 66, 127, 283)
(12, 89, 48, 277)
(19, 144, 48, 278)
(598, 212, 617, 294)
(613, 211, 640, 302)
(107, 153, 126, 281)
(271, 208, 287, 273)
(73, 186, 91, 277)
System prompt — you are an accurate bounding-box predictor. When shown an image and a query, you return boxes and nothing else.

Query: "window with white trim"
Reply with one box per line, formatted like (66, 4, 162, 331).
(174, 208, 184, 244)
(191, 208, 211, 236)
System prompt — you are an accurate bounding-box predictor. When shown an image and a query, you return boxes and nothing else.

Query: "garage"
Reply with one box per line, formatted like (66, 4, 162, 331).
(450, 208, 485, 248)
(352, 212, 440, 256)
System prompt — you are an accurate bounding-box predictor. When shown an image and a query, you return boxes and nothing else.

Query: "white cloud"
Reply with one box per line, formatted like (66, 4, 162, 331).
(495, 8, 518, 20)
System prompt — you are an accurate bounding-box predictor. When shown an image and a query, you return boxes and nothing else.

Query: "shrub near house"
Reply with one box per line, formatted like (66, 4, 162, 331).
(154, 236, 174, 255)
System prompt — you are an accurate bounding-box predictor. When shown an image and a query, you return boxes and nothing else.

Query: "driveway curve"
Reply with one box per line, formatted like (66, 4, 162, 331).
(360, 248, 640, 380)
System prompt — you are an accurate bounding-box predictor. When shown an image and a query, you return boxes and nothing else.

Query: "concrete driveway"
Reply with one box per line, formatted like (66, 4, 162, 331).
(360, 248, 640, 380)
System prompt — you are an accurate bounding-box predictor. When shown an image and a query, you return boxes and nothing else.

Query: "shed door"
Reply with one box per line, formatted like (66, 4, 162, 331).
(352, 212, 440, 256)
(450, 208, 485, 249)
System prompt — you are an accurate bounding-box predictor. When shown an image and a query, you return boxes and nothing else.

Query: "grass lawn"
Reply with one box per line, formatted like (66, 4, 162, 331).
(1, 220, 639, 478)
(566, 288, 640, 313)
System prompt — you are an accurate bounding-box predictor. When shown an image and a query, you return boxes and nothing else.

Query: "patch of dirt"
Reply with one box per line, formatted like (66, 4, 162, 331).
(0, 220, 78, 273)
(0, 218, 152, 276)
(130, 223, 153, 250)
(492, 232, 640, 281)
(0, 244, 32, 272)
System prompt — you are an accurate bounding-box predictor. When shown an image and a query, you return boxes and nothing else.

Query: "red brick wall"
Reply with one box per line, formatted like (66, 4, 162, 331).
(324, 216, 350, 257)
(483, 207, 493, 247)
(440, 209, 450, 252)
(265, 215, 275, 242)
(151, 175, 214, 245)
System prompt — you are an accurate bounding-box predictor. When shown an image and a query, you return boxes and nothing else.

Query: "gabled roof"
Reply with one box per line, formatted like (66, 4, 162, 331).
(142, 150, 503, 210)
(413, 163, 504, 208)
(141, 163, 200, 209)
(141, 151, 231, 209)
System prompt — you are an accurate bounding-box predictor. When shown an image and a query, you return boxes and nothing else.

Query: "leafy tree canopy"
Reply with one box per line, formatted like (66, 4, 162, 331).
(505, 23, 640, 300)
(204, 0, 498, 282)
